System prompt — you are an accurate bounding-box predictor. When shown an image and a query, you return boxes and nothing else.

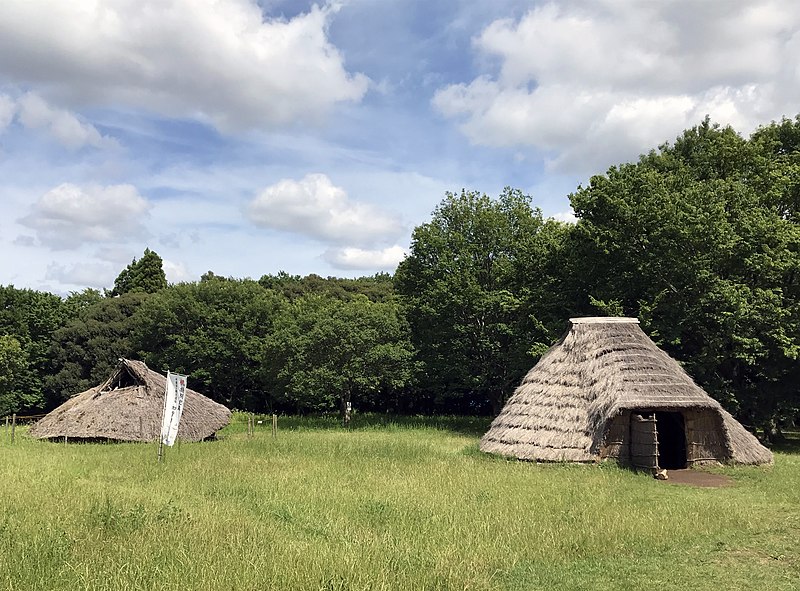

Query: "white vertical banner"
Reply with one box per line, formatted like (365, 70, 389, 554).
(160, 371, 188, 447)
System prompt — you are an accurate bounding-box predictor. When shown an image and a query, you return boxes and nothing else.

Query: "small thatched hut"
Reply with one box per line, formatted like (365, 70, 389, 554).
(30, 359, 231, 442)
(480, 317, 773, 467)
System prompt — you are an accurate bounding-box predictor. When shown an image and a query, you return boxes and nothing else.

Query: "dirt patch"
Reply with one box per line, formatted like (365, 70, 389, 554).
(661, 469, 734, 488)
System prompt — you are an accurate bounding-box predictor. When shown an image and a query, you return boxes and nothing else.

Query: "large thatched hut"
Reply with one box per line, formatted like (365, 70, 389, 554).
(30, 359, 231, 442)
(480, 317, 773, 468)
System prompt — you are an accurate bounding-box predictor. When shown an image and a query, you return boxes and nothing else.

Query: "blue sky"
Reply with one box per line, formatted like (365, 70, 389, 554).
(1, 0, 799, 294)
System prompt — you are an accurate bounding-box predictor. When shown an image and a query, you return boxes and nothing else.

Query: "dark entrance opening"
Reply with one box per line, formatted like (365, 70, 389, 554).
(656, 412, 687, 469)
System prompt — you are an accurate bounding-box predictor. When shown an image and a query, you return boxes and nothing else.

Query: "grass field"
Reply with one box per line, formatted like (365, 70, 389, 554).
(1, 414, 798, 591)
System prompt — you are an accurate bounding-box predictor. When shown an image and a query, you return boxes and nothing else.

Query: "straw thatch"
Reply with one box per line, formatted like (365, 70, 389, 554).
(30, 359, 231, 442)
(480, 317, 773, 466)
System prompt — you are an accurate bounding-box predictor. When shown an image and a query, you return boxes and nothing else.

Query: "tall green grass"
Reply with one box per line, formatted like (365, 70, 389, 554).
(1, 415, 798, 590)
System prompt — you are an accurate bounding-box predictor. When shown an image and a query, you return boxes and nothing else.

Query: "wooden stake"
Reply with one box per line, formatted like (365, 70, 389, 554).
(11, 413, 16, 444)
(272, 414, 277, 439)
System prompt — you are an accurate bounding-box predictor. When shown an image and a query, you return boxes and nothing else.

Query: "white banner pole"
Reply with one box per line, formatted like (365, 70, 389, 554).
(157, 369, 170, 463)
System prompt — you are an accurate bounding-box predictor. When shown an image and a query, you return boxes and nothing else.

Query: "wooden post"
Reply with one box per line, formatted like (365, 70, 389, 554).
(4, 415, 8, 436)
(343, 401, 352, 429)
(63, 435, 67, 445)
(11, 413, 16, 444)
(272, 414, 277, 439)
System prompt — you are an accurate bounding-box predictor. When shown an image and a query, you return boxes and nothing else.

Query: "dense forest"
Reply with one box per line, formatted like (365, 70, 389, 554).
(2, 118, 798, 440)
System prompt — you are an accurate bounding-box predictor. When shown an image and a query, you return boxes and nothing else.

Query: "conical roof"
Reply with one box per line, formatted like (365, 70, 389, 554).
(480, 317, 773, 464)
(30, 359, 231, 442)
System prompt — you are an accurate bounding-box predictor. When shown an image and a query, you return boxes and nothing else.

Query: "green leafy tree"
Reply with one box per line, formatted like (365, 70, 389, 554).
(45, 292, 148, 406)
(109, 248, 168, 296)
(745, 116, 800, 223)
(131, 279, 283, 410)
(61, 288, 104, 318)
(259, 272, 395, 302)
(0, 335, 31, 416)
(0, 285, 65, 411)
(569, 117, 800, 437)
(267, 295, 416, 420)
(395, 188, 563, 413)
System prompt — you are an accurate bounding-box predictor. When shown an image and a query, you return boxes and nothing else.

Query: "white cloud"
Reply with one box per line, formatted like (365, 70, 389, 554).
(95, 246, 139, 266)
(247, 173, 404, 245)
(19, 183, 151, 249)
(12, 235, 35, 247)
(323, 245, 407, 271)
(551, 211, 576, 224)
(45, 261, 117, 289)
(0, 1, 368, 132)
(16, 93, 116, 150)
(434, 1, 800, 173)
(162, 259, 193, 284)
(0, 93, 15, 131)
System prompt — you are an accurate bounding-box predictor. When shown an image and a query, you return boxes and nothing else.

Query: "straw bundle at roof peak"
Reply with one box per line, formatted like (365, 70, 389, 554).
(30, 359, 231, 442)
(569, 316, 639, 324)
(480, 318, 773, 467)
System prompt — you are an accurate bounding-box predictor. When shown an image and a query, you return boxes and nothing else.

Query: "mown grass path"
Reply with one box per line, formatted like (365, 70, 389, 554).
(1, 415, 798, 590)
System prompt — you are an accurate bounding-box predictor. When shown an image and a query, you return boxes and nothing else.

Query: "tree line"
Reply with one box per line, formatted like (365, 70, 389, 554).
(2, 117, 798, 439)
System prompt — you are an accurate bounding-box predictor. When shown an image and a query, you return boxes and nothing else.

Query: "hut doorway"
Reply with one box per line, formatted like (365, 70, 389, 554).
(655, 412, 687, 469)
(629, 411, 688, 470)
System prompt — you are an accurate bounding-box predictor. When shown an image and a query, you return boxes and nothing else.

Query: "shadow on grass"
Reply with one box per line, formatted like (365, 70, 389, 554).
(769, 431, 800, 455)
(236, 413, 492, 438)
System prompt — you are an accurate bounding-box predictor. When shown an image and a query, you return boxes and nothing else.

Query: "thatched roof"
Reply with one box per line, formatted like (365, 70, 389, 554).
(480, 317, 773, 465)
(30, 359, 231, 442)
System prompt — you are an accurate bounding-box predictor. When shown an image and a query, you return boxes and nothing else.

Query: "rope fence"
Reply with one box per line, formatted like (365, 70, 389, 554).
(3, 413, 46, 423)
(3, 413, 47, 441)
(242, 413, 278, 438)
(0, 413, 43, 444)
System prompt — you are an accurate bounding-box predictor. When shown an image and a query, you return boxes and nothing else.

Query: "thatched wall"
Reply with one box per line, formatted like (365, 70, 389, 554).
(599, 410, 630, 462)
(30, 359, 231, 442)
(684, 408, 728, 465)
(719, 408, 774, 464)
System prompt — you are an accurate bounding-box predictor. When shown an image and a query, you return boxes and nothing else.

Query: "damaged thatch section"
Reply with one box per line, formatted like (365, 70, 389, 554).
(480, 317, 773, 466)
(30, 359, 231, 442)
